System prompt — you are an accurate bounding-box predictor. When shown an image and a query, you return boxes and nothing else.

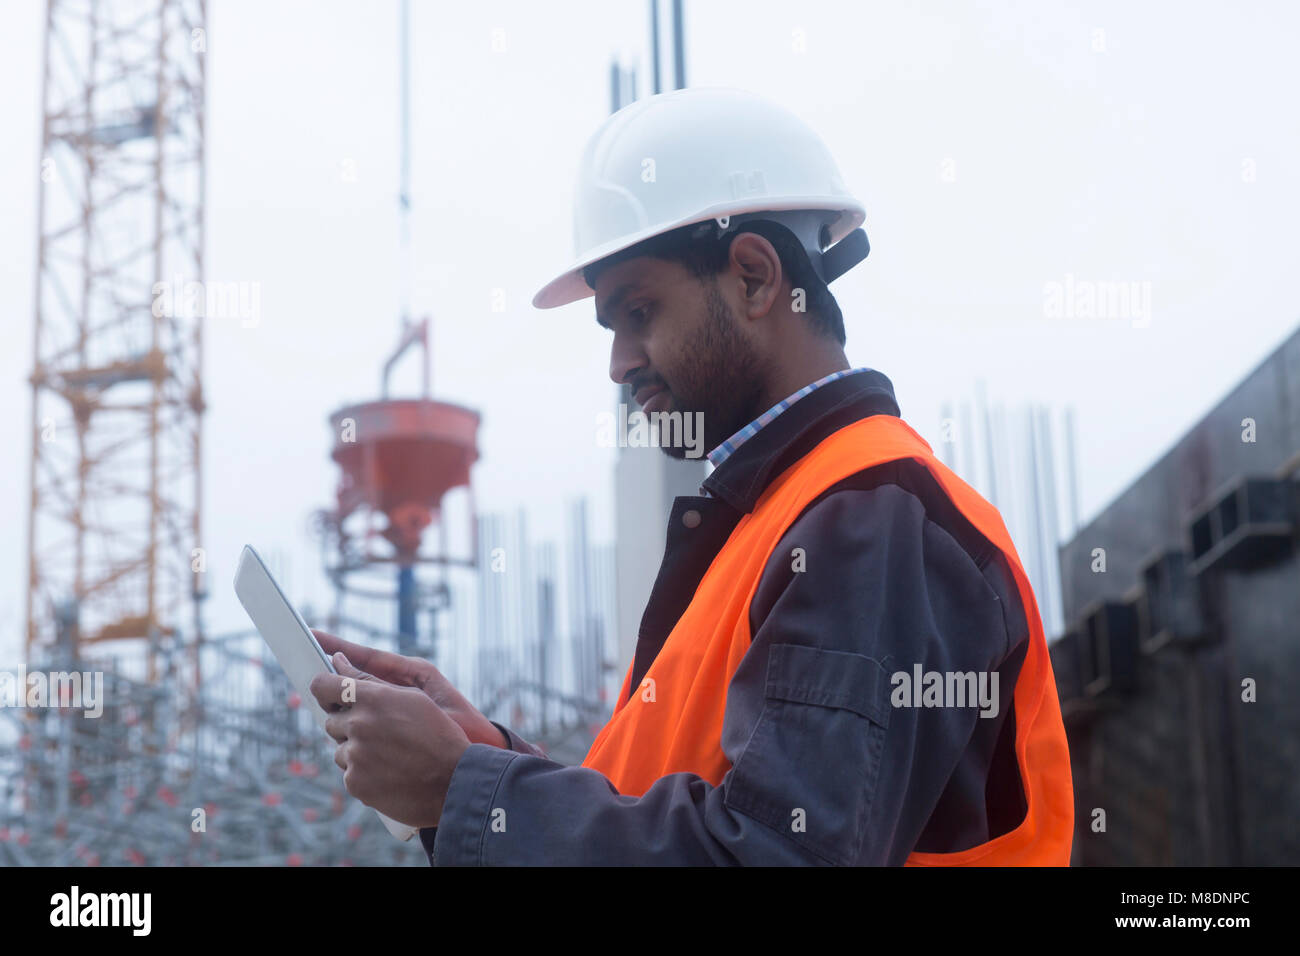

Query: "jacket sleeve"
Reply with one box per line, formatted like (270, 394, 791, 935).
(426, 482, 1020, 865)
(489, 719, 548, 759)
(416, 719, 547, 861)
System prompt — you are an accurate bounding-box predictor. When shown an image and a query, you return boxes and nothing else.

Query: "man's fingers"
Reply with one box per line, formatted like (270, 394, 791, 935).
(309, 670, 359, 711)
(312, 629, 425, 687)
(331, 652, 379, 684)
(312, 629, 372, 663)
(324, 713, 348, 744)
(348, 646, 424, 687)
(333, 743, 347, 772)
(313, 631, 387, 673)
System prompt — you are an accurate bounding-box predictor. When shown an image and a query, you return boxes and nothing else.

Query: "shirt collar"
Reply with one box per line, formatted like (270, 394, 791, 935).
(700, 367, 901, 512)
(706, 367, 872, 469)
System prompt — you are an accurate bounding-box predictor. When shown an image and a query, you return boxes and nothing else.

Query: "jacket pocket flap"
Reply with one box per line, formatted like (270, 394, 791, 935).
(765, 644, 892, 727)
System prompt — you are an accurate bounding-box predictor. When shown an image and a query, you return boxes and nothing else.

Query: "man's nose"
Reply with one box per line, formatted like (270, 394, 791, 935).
(608, 333, 645, 388)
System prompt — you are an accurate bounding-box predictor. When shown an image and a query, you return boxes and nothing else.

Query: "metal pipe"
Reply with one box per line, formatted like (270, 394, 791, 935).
(672, 0, 685, 89)
(650, 0, 661, 94)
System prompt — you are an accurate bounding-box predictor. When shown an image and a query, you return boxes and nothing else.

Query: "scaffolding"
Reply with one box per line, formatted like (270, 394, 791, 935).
(1, 498, 620, 865)
(1, 631, 425, 866)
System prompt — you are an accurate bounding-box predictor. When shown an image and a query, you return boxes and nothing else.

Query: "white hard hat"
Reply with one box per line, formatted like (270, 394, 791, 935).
(532, 86, 869, 310)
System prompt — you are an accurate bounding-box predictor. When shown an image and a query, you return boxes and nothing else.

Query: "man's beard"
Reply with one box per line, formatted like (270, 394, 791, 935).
(655, 280, 766, 461)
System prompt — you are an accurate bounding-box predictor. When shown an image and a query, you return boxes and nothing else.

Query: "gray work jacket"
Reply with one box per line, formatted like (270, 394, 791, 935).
(419, 368, 1031, 865)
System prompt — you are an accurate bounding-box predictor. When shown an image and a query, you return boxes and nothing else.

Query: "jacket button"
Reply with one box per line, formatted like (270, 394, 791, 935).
(681, 509, 701, 528)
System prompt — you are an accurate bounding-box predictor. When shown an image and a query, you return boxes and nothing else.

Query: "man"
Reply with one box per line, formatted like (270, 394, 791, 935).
(310, 87, 1073, 865)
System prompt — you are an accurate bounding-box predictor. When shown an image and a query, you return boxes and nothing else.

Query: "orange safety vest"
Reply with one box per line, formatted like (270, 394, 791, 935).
(582, 414, 1073, 865)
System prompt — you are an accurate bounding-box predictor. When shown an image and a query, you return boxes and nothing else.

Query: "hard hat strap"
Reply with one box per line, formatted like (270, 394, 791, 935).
(705, 211, 869, 290)
(821, 228, 870, 283)
(705, 210, 869, 287)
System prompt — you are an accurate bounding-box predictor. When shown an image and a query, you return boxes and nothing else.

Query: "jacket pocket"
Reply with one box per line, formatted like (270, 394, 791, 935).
(724, 643, 891, 865)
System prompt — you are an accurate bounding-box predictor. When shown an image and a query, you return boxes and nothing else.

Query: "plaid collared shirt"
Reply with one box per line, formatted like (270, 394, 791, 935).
(706, 367, 871, 472)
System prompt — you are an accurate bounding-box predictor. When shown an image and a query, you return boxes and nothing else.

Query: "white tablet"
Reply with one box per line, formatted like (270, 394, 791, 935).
(234, 544, 418, 842)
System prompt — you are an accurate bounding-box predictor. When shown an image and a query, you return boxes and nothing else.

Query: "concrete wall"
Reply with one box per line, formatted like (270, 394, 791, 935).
(1052, 324, 1300, 865)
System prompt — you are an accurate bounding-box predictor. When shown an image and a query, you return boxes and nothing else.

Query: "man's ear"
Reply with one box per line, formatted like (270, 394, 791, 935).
(728, 233, 783, 317)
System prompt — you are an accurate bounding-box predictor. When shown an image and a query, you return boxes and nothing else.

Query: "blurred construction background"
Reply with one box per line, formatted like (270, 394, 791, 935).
(0, 1, 1296, 865)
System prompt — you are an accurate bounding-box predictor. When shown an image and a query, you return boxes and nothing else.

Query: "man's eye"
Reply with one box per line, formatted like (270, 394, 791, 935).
(628, 306, 649, 325)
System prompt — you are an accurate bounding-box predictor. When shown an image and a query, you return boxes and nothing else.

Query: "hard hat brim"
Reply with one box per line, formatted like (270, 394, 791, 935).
(531, 198, 865, 310)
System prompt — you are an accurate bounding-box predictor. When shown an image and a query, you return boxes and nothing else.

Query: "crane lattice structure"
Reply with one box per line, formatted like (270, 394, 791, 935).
(6, 0, 423, 866)
(26, 0, 206, 692)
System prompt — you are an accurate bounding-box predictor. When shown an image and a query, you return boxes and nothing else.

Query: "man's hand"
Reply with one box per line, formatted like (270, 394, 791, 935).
(311, 629, 508, 749)
(310, 652, 470, 829)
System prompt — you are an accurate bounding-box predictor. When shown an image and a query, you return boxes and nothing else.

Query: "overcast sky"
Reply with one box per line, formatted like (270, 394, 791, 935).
(1, 0, 1297, 664)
